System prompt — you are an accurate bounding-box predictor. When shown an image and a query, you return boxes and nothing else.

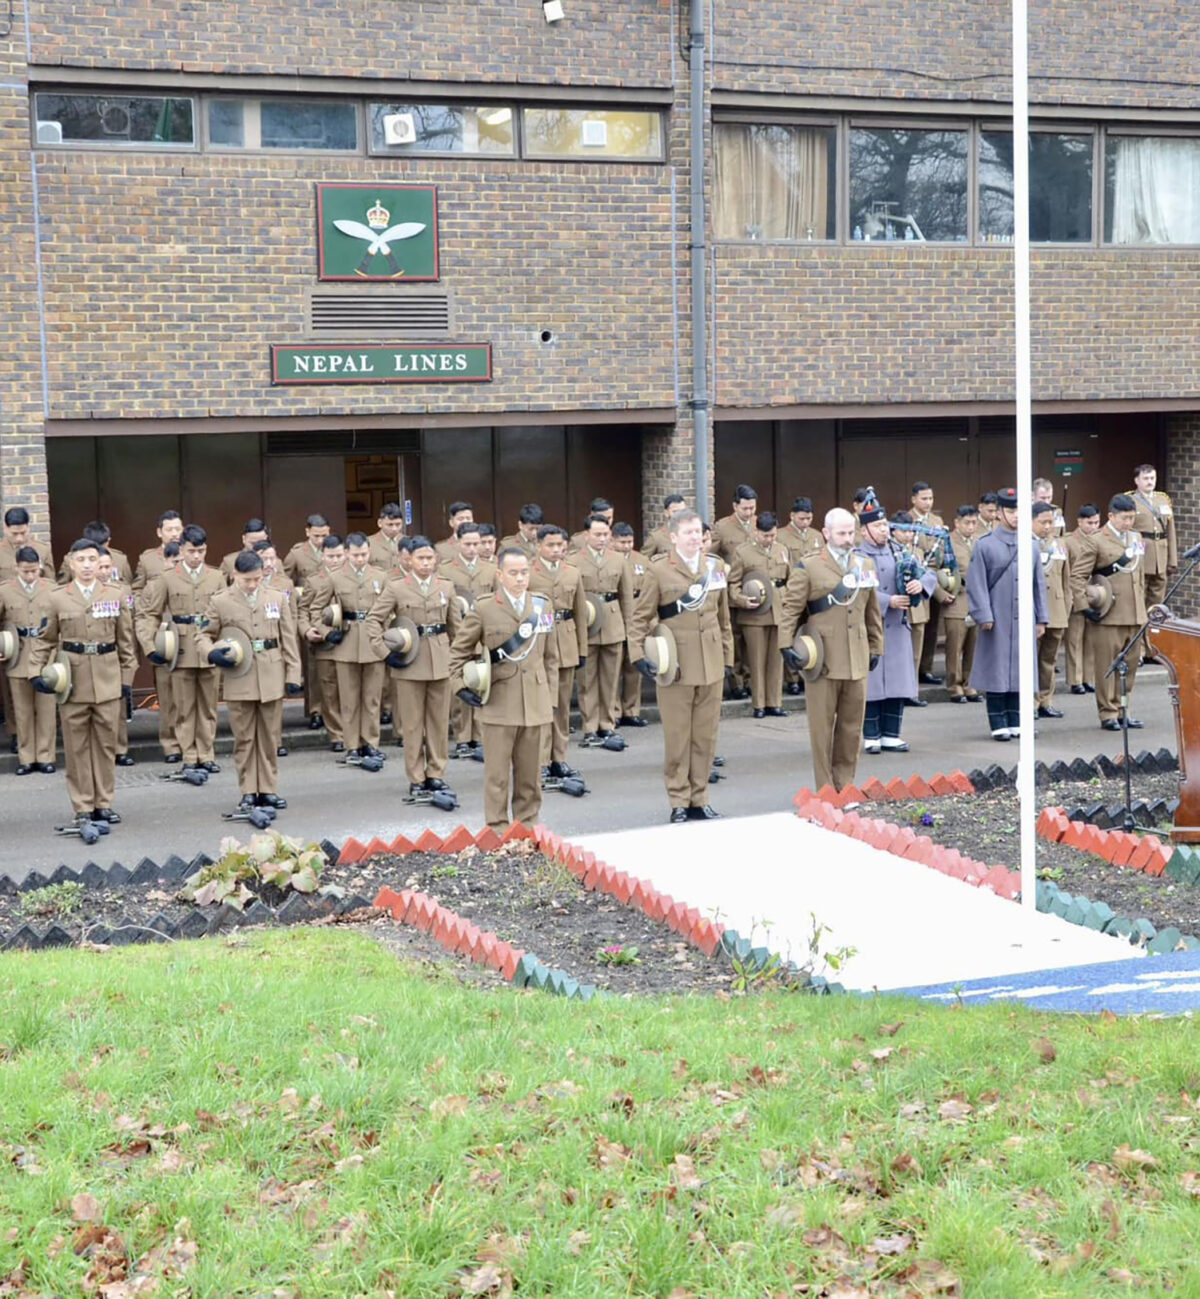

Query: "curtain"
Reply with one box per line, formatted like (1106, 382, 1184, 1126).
(1110, 137, 1200, 244)
(714, 124, 829, 240)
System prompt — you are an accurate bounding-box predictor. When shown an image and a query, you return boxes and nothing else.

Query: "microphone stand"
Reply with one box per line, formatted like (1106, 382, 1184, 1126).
(1103, 546, 1200, 832)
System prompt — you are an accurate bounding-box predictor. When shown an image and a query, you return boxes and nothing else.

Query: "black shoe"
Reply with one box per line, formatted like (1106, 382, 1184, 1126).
(257, 793, 287, 809)
(580, 732, 602, 748)
(1083, 683, 1096, 694)
(752, 708, 766, 719)
(1125, 717, 1145, 729)
(116, 753, 135, 767)
(919, 672, 943, 685)
(1070, 684, 1087, 695)
(363, 745, 386, 761)
(733, 686, 751, 700)
(39, 764, 56, 775)
(199, 760, 221, 773)
(92, 808, 121, 824)
(1036, 706, 1063, 719)
(1101, 719, 1122, 731)
(307, 713, 324, 730)
(15, 764, 33, 776)
(424, 778, 448, 791)
(785, 682, 802, 696)
(548, 761, 579, 779)
(669, 807, 689, 824)
(381, 710, 393, 726)
(764, 706, 786, 717)
(164, 753, 182, 764)
(330, 741, 345, 753)
(908, 697, 928, 708)
(949, 695, 968, 704)
(238, 794, 257, 812)
(395, 738, 405, 749)
(617, 715, 648, 728)
(966, 694, 982, 703)
(689, 805, 722, 820)
(597, 728, 618, 739)
(277, 746, 289, 758)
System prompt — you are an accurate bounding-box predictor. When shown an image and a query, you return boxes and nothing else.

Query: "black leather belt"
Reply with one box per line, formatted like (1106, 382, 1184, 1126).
(172, 614, 210, 626)
(345, 611, 368, 622)
(599, 592, 618, 602)
(1139, 531, 1164, 540)
(63, 641, 116, 655)
(657, 601, 683, 622)
(17, 626, 41, 638)
(1096, 562, 1125, 578)
(773, 577, 787, 588)
(807, 595, 840, 615)
(554, 609, 574, 622)
(417, 622, 446, 636)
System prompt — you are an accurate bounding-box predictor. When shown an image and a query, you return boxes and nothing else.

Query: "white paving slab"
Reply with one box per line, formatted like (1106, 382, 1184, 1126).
(573, 813, 1142, 992)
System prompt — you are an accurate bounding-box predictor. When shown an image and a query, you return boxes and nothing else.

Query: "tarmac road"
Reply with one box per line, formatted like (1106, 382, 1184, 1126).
(0, 665, 1177, 883)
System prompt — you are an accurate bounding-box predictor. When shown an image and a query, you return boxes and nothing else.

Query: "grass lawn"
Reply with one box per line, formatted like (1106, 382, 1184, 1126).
(3, 930, 1200, 1296)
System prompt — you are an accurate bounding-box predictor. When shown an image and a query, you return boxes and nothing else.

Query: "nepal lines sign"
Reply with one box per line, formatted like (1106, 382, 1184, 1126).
(271, 344, 492, 385)
(317, 183, 439, 281)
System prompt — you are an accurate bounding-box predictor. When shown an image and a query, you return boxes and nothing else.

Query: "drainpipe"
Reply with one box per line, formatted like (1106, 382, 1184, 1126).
(688, 0, 710, 517)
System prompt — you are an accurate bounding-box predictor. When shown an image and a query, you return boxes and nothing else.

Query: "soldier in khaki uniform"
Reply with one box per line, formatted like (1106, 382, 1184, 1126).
(711, 485, 758, 697)
(977, 492, 1000, 536)
(499, 504, 543, 560)
(0, 545, 57, 773)
(1064, 504, 1102, 694)
(477, 524, 498, 564)
(367, 502, 406, 574)
(642, 494, 687, 560)
(1130, 462, 1177, 616)
(1032, 478, 1067, 536)
(449, 547, 559, 835)
(284, 513, 331, 728)
(728, 511, 791, 717)
(1033, 503, 1070, 720)
(908, 482, 950, 685)
(942, 506, 981, 704)
(780, 508, 885, 793)
(574, 514, 633, 745)
(529, 524, 589, 777)
(253, 541, 296, 604)
(131, 510, 185, 762)
(435, 501, 474, 563)
(628, 510, 734, 821)
(57, 522, 132, 587)
(568, 498, 614, 554)
(1069, 493, 1148, 730)
(302, 533, 386, 761)
(132, 510, 184, 591)
(136, 524, 225, 773)
(95, 551, 136, 765)
(777, 498, 824, 696)
(440, 523, 497, 758)
(366, 536, 461, 794)
(30, 539, 138, 828)
(611, 523, 652, 727)
(198, 551, 302, 812)
(220, 519, 270, 582)
(1, 507, 55, 581)
(295, 535, 347, 751)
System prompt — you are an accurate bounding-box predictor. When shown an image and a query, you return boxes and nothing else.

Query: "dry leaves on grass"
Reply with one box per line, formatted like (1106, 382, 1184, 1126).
(313, 1212, 370, 1263)
(1112, 1145, 1160, 1173)
(594, 1136, 632, 1169)
(669, 1154, 703, 1191)
(1180, 1171, 1200, 1198)
(1034, 1037, 1058, 1064)
(937, 1098, 974, 1123)
(430, 1094, 470, 1121)
(71, 1193, 103, 1224)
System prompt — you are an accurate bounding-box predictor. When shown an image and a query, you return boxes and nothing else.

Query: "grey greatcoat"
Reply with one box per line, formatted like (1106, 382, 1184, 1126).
(966, 525, 1048, 694)
(857, 538, 935, 702)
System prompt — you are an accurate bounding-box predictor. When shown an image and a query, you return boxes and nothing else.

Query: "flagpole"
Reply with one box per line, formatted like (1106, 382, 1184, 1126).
(1013, 0, 1036, 911)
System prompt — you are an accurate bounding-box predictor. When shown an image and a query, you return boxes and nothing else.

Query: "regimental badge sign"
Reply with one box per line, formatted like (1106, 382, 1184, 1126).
(317, 183, 439, 281)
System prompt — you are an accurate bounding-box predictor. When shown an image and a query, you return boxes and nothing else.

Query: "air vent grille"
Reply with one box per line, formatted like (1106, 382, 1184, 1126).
(306, 290, 451, 338)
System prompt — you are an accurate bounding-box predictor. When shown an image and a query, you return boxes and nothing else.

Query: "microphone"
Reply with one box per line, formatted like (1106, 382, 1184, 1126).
(1182, 541, 1200, 562)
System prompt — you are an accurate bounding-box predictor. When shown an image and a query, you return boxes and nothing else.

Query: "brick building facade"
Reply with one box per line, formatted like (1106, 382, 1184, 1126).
(2, 1, 1198, 587)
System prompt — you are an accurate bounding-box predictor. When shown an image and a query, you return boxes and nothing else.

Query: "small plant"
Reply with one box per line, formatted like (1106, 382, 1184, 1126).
(596, 944, 641, 966)
(729, 949, 784, 994)
(524, 856, 575, 905)
(1037, 864, 1065, 882)
(19, 882, 85, 920)
(431, 863, 460, 879)
(180, 832, 324, 911)
(908, 805, 937, 828)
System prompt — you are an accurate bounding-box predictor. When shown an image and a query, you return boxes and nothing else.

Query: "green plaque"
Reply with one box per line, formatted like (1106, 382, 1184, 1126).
(271, 344, 491, 385)
(316, 183, 438, 281)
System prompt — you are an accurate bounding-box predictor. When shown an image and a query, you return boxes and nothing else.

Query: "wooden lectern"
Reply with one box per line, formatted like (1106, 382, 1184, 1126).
(1145, 610, 1200, 842)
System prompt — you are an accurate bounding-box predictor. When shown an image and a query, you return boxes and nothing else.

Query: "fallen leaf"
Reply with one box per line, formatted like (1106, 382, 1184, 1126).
(594, 1137, 631, 1168)
(870, 1232, 914, 1256)
(1100, 1197, 1121, 1241)
(759, 1149, 784, 1172)
(476, 1234, 525, 1269)
(938, 1099, 974, 1122)
(1034, 1037, 1058, 1064)
(895, 1258, 962, 1295)
(899, 1102, 927, 1120)
(870, 1047, 894, 1064)
(459, 1262, 509, 1296)
(670, 1154, 703, 1191)
(430, 1095, 469, 1120)
(1113, 1144, 1159, 1173)
(1180, 1171, 1200, 1198)
(565, 1230, 590, 1256)
(764, 1202, 804, 1228)
(313, 1213, 369, 1263)
(71, 1193, 103, 1223)
(157, 1150, 188, 1175)
(333, 1154, 364, 1174)
(1099, 1009, 1118, 1025)
(891, 1151, 923, 1178)
(877, 1021, 904, 1037)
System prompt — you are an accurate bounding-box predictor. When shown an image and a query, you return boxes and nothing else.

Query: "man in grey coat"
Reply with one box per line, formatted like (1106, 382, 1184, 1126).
(967, 488, 1048, 741)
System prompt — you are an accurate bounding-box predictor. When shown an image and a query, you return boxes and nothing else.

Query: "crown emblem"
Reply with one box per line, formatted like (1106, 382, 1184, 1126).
(366, 199, 390, 230)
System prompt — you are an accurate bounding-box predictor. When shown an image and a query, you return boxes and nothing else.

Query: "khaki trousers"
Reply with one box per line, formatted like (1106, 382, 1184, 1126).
(619, 648, 643, 718)
(1065, 611, 1092, 687)
(1086, 622, 1139, 722)
(805, 675, 867, 793)
(580, 642, 621, 733)
(1037, 627, 1066, 707)
(10, 676, 57, 766)
(942, 618, 978, 698)
(171, 667, 219, 763)
(1144, 569, 1167, 610)
(395, 676, 451, 785)
(226, 698, 282, 795)
(335, 659, 384, 751)
(154, 664, 180, 757)
(657, 679, 722, 809)
(742, 623, 783, 709)
(317, 655, 343, 742)
(451, 694, 482, 746)
(482, 721, 546, 834)
(117, 699, 129, 754)
(542, 666, 576, 766)
(731, 625, 750, 690)
(303, 643, 324, 718)
(0, 671, 14, 744)
(60, 696, 119, 814)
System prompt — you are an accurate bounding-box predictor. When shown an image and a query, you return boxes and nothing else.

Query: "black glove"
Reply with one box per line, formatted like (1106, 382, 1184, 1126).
(781, 648, 803, 671)
(869, 654, 881, 671)
(634, 657, 657, 682)
(121, 684, 132, 700)
(285, 682, 303, 696)
(457, 687, 483, 709)
(147, 651, 167, 666)
(33, 677, 56, 695)
(208, 646, 236, 667)
(324, 629, 345, 646)
(385, 650, 407, 669)
(576, 656, 587, 668)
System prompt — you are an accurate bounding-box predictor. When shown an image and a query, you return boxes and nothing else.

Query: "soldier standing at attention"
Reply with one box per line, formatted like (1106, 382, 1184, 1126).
(500, 504, 544, 560)
(1064, 504, 1102, 694)
(254, 541, 295, 605)
(779, 508, 884, 793)
(642, 494, 687, 559)
(1130, 464, 1177, 656)
(727, 511, 790, 718)
(476, 524, 499, 564)
(297, 535, 348, 751)
(1032, 478, 1067, 535)
(59, 522, 133, 587)
(322, 532, 388, 765)
(220, 519, 270, 582)
(132, 510, 185, 592)
(569, 498, 615, 554)
(435, 501, 474, 563)
(199, 551, 302, 815)
(610, 522, 652, 728)
(449, 547, 559, 835)
(966, 488, 1048, 741)
(0, 545, 57, 774)
(780, 497, 824, 564)
(977, 492, 1000, 535)
(528, 524, 588, 780)
(368, 502, 407, 574)
(575, 513, 633, 747)
(712, 484, 759, 699)
(908, 481, 949, 685)
(366, 536, 461, 798)
(1033, 502, 1070, 720)
(440, 522, 496, 760)
(31, 539, 138, 831)
(628, 510, 733, 822)
(95, 550, 137, 767)
(942, 506, 981, 704)
(284, 513, 331, 731)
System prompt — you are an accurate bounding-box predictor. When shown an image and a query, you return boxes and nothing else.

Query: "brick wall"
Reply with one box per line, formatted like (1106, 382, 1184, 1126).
(1166, 413, 1200, 620)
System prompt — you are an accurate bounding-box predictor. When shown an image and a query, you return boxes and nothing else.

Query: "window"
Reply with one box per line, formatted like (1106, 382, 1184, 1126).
(849, 127, 968, 242)
(978, 131, 1094, 243)
(522, 108, 662, 159)
(34, 93, 194, 146)
(713, 123, 836, 240)
(368, 103, 515, 156)
(1105, 135, 1200, 244)
(207, 99, 357, 151)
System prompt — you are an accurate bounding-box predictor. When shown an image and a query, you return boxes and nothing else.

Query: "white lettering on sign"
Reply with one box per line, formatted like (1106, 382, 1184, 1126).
(394, 352, 469, 373)
(292, 353, 377, 374)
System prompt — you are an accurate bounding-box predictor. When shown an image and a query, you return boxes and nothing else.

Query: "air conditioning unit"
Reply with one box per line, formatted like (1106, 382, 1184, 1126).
(36, 121, 63, 144)
(581, 119, 607, 148)
(382, 113, 416, 146)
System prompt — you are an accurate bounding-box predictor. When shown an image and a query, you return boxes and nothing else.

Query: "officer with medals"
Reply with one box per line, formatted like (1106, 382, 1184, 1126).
(449, 546, 559, 835)
(779, 507, 884, 793)
(1068, 493, 1148, 731)
(1130, 463, 1177, 640)
(628, 509, 734, 823)
(727, 511, 791, 718)
(1033, 502, 1071, 720)
(0, 545, 57, 774)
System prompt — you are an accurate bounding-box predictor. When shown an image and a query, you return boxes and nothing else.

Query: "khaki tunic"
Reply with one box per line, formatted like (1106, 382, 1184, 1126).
(132, 546, 175, 593)
(642, 524, 672, 559)
(779, 523, 824, 565)
(439, 556, 497, 746)
(1130, 488, 1177, 607)
(529, 556, 589, 765)
(367, 529, 406, 576)
(499, 532, 539, 560)
(1036, 536, 1071, 708)
(618, 549, 653, 718)
(0, 576, 58, 766)
(1063, 527, 1095, 688)
(729, 538, 791, 710)
(942, 532, 979, 699)
(575, 546, 633, 734)
(59, 546, 132, 587)
(0, 538, 55, 582)
(1070, 528, 1147, 722)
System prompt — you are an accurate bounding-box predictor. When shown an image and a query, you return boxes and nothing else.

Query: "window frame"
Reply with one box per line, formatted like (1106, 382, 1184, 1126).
(204, 95, 362, 155)
(976, 123, 1100, 248)
(1100, 124, 1200, 249)
(32, 90, 198, 152)
(520, 106, 666, 164)
(364, 100, 519, 160)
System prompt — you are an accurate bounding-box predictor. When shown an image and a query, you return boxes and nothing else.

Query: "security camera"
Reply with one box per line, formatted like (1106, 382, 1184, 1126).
(543, 0, 564, 21)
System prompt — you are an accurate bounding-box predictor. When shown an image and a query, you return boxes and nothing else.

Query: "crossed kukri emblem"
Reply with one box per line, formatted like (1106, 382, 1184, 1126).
(333, 199, 426, 277)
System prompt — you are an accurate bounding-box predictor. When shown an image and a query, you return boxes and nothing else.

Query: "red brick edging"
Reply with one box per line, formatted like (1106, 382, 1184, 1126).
(1036, 807, 1172, 877)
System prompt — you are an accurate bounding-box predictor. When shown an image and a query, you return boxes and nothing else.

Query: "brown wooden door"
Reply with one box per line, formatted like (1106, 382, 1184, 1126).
(714, 421, 773, 522)
(265, 455, 347, 555)
(181, 433, 264, 561)
(495, 426, 568, 536)
(566, 426, 643, 538)
(420, 428, 494, 541)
